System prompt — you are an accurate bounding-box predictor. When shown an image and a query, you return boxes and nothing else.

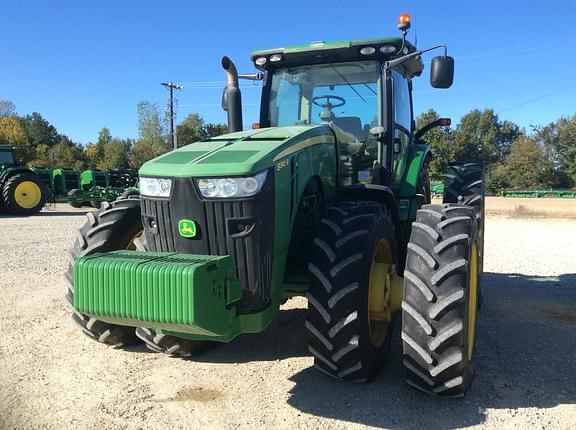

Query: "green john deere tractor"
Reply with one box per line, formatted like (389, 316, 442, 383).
(0, 145, 47, 215)
(67, 16, 485, 397)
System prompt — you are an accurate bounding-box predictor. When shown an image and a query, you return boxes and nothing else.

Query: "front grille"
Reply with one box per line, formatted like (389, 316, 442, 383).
(141, 173, 274, 312)
(141, 198, 176, 251)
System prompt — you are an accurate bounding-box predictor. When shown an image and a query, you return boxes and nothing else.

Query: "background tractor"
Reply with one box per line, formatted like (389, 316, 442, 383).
(67, 14, 485, 397)
(0, 145, 47, 215)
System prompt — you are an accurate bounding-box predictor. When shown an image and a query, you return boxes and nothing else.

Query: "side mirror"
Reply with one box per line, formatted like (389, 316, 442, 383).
(430, 56, 454, 88)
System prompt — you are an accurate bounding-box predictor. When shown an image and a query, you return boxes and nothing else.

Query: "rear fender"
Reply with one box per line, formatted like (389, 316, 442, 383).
(0, 166, 35, 187)
(396, 144, 431, 221)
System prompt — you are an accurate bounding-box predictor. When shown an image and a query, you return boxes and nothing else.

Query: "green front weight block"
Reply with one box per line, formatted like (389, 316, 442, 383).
(74, 251, 242, 337)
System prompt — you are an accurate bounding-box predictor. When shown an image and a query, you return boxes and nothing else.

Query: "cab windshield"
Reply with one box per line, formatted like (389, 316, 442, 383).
(268, 61, 381, 135)
(268, 61, 382, 184)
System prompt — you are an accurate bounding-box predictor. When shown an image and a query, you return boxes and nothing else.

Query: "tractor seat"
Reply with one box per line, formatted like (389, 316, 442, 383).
(332, 116, 364, 139)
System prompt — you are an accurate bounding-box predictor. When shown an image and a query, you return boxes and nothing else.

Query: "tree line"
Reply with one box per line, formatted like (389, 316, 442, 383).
(0, 100, 227, 170)
(417, 108, 576, 191)
(1, 99, 574, 191)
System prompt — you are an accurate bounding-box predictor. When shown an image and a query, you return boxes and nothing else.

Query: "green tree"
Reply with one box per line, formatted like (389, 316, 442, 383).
(204, 122, 228, 139)
(0, 116, 34, 162)
(85, 143, 100, 169)
(129, 141, 159, 169)
(95, 127, 112, 165)
(485, 164, 509, 193)
(176, 113, 228, 148)
(30, 144, 50, 167)
(504, 137, 550, 188)
(49, 136, 86, 170)
(22, 112, 59, 149)
(98, 138, 129, 170)
(453, 109, 522, 167)
(130, 101, 169, 167)
(137, 101, 168, 149)
(176, 113, 205, 147)
(415, 109, 454, 180)
(533, 115, 576, 187)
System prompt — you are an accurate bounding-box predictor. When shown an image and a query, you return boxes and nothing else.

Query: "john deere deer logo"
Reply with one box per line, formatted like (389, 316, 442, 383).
(178, 219, 197, 238)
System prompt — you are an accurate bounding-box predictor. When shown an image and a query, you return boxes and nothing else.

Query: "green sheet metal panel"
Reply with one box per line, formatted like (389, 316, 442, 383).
(74, 251, 241, 336)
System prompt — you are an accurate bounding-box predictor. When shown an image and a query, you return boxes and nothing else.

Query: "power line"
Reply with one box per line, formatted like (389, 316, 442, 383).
(497, 83, 576, 114)
(454, 37, 576, 61)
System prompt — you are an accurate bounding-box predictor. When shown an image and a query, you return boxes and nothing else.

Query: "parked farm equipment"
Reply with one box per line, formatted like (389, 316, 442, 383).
(500, 189, 576, 198)
(0, 145, 48, 215)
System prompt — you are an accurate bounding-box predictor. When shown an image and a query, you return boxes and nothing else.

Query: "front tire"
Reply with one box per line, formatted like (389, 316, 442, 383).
(306, 201, 398, 381)
(402, 204, 480, 397)
(132, 233, 213, 357)
(65, 196, 144, 347)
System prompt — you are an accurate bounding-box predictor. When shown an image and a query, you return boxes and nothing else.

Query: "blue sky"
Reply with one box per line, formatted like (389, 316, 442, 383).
(1, 0, 575, 144)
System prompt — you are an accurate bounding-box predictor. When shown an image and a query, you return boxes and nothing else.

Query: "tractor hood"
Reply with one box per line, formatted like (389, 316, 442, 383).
(139, 125, 334, 178)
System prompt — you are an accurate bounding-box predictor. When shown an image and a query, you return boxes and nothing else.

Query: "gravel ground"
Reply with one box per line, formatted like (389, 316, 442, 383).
(0, 204, 575, 430)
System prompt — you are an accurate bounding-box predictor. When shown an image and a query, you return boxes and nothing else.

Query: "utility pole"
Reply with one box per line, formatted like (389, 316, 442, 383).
(161, 82, 183, 150)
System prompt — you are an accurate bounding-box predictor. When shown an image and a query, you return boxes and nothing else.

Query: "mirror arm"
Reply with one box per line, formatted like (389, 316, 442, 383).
(415, 118, 451, 141)
(238, 73, 264, 81)
(383, 44, 448, 71)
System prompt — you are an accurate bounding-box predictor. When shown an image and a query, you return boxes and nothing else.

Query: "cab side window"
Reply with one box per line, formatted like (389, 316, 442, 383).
(393, 70, 411, 133)
(392, 70, 412, 182)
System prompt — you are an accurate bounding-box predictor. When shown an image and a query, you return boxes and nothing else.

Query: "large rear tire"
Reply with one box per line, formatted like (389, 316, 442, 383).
(402, 204, 480, 397)
(65, 196, 144, 347)
(306, 201, 398, 381)
(2, 173, 47, 216)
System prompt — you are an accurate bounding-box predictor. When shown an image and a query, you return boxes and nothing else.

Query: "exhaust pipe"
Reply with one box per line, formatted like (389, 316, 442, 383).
(221, 56, 243, 133)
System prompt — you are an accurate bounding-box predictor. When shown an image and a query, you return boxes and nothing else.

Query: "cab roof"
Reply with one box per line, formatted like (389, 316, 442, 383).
(250, 37, 423, 77)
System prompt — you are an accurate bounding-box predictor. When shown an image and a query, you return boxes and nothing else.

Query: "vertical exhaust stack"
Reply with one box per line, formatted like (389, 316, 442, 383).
(221, 56, 243, 133)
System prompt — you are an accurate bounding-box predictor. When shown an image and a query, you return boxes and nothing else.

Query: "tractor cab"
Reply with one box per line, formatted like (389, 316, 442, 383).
(250, 32, 453, 188)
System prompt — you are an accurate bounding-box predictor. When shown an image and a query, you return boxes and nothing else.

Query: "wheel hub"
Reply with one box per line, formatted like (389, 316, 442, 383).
(367, 240, 394, 348)
(467, 242, 479, 361)
(14, 181, 42, 209)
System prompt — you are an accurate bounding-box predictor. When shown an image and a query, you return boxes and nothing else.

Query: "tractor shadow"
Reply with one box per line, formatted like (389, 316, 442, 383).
(36, 211, 91, 217)
(285, 272, 576, 429)
(0, 209, 91, 218)
(192, 307, 310, 363)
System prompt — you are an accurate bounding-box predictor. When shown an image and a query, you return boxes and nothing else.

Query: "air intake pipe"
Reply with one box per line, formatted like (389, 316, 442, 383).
(221, 56, 243, 133)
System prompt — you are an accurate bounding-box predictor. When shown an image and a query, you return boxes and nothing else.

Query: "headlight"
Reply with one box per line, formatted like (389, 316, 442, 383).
(196, 171, 268, 198)
(140, 177, 173, 197)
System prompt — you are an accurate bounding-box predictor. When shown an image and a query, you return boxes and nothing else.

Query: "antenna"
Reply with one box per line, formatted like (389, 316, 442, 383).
(414, 4, 418, 47)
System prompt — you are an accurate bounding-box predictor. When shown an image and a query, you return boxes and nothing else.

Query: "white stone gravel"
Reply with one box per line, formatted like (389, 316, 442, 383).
(0, 205, 575, 429)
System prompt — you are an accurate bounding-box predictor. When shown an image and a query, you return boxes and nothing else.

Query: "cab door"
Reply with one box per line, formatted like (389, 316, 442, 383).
(391, 69, 413, 186)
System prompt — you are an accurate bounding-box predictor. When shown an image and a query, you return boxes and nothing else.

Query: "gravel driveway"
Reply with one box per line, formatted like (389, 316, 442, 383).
(0, 205, 575, 429)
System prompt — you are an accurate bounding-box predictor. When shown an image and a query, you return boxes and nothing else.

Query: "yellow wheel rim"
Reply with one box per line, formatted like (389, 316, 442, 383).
(126, 230, 144, 250)
(467, 242, 479, 361)
(14, 181, 42, 209)
(367, 240, 394, 348)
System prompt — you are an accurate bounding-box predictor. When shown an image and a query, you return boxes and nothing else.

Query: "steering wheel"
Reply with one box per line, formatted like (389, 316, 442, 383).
(312, 95, 346, 109)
